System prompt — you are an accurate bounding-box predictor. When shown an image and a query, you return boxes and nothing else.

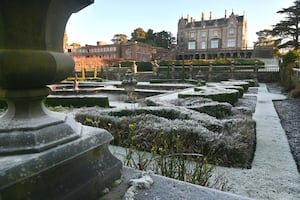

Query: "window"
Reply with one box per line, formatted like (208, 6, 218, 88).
(188, 41, 196, 50)
(201, 41, 206, 49)
(227, 39, 236, 47)
(201, 31, 206, 38)
(229, 28, 235, 35)
(189, 32, 195, 39)
(213, 30, 218, 37)
(211, 39, 219, 48)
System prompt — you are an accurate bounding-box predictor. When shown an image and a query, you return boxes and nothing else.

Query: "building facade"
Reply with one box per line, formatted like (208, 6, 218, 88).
(67, 42, 156, 71)
(177, 11, 253, 60)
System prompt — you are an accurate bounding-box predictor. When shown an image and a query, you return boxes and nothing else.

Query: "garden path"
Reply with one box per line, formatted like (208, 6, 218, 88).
(214, 83, 300, 200)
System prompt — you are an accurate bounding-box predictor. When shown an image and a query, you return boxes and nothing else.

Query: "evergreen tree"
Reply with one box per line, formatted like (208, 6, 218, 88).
(130, 27, 175, 48)
(145, 29, 156, 46)
(272, 0, 300, 49)
(154, 31, 175, 49)
(254, 29, 281, 47)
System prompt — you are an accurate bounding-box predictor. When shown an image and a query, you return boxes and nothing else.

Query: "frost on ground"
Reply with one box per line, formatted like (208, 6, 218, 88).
(211, 84, 300, 200)
(123, 172, 154, 200)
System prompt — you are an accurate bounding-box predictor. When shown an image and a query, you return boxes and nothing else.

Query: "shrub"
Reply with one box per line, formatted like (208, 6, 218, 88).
(280, 50, 300, 91)
(136, 62, 152, 71)
(290, 87, 300, 98)
(0, 100, 7, 109)
(104, 121, 229, 191)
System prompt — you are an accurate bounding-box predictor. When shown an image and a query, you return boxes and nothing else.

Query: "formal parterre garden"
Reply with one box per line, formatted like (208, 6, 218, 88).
(76, 79, 257, 169)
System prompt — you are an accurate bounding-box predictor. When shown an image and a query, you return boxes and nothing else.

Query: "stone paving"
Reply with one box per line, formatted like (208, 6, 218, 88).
(214, 83, 300, 200)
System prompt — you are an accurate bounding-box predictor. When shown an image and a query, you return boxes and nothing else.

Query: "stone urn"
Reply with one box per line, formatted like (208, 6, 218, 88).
(0, 1, 122, 199)
(122, 69, 138, 102)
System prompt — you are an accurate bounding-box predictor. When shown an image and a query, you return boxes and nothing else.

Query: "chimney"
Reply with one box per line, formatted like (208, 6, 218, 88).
(187, 14, 191, 23)
(209, 11, 212, 20)
(225, 9, 227, 18)
(201, 12, 205, 21)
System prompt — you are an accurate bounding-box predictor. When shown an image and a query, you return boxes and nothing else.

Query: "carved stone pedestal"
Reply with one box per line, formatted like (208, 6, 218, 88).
(0, 125, 122, 200)
(0, 1, 122, 199)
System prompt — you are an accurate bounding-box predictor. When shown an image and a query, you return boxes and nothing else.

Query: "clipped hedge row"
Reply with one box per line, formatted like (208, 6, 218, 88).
(109, 108, 188, 120)
(179, 87, 240, 105)
(44, 96, 109, 108)
(189, 102, 232, 119)
(158, 58, 265, 66)
(149, 79, 199, 85)
(111, 61, 152, 71)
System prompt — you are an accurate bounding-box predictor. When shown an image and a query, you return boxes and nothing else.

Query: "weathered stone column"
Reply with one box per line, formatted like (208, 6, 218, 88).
(0, 1, 122, 199)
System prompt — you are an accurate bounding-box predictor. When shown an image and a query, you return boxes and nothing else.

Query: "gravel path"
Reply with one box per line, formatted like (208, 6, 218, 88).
(269, 84, 300, 172)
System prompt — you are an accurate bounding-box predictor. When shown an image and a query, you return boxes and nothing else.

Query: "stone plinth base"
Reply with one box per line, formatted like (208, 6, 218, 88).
(101, 167, 252, 200)
(0, 126, 122, 200)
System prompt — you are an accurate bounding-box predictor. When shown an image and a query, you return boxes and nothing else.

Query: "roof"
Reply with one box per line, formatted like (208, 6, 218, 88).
(180, 13, 244, 29)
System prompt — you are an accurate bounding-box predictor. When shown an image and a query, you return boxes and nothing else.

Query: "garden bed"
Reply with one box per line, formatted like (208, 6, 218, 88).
(76, 102, 256, 168)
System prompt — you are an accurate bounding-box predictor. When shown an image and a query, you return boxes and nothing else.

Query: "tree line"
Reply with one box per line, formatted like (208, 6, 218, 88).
(111, 27, 176, 49)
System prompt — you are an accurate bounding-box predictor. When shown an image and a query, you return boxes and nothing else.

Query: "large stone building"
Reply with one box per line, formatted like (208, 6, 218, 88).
(177, 10, 253, 60)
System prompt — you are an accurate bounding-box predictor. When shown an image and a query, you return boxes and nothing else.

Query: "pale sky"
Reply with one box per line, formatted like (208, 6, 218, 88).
(66, 0, 295, 48)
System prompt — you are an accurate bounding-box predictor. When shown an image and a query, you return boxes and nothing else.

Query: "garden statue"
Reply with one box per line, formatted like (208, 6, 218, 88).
(152, 60, 159, 76)
(132, 60, 138, 74)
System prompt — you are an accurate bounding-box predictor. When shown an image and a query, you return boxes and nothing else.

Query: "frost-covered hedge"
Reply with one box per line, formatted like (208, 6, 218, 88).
(179, 87, 240, 105)
(76, 106, 256, 168)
